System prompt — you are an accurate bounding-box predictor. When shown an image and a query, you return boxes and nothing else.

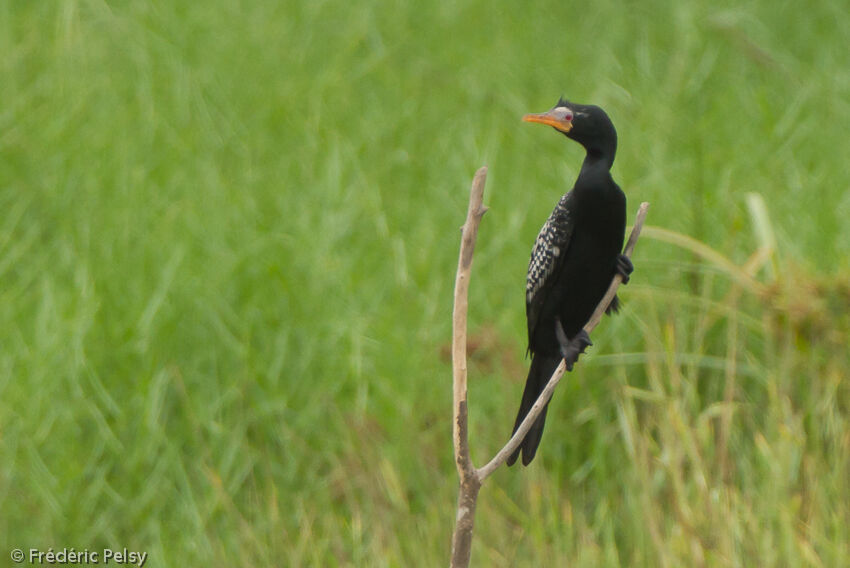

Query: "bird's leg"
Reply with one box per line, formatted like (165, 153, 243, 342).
(616, 254, 634, 284)
(555, 318, 593, 371)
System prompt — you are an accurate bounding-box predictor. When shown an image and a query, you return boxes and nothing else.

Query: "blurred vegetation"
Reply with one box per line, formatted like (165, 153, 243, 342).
(1, 0, 848, 566)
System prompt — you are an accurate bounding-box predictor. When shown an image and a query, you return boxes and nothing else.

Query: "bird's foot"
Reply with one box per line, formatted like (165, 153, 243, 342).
(616, 254, 634, 284)
(555, 320, 592, 371)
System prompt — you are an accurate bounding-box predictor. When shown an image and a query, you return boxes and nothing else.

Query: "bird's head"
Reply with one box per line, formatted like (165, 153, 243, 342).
(523, 97, 617, 159)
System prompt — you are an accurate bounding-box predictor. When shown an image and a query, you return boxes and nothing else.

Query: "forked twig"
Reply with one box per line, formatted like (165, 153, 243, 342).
(450, 167, 649, 567)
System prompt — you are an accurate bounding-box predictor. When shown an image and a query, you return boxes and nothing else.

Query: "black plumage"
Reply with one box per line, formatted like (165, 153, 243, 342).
(508, 98, 632, 466)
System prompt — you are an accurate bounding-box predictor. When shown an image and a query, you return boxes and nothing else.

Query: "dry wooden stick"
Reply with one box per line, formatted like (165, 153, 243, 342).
(449, 167, 649, 567)
(450, 166, 488, 568)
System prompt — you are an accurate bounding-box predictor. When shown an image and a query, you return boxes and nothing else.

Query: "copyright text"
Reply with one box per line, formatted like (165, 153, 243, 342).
(10, 548, 147, 567)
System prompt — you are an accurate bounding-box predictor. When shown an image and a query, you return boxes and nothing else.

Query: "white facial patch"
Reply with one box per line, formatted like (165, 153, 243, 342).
(553, 106, 573, 120)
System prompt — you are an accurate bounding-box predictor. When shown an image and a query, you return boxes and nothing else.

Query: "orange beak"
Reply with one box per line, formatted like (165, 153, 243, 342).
(523, 110, 573, 133)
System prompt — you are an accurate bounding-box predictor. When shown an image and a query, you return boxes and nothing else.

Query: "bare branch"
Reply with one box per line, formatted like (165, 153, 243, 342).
(449, 166, 649, 567)
(452, 166, 488, 481)
(477, 201, 650, 480)
(583, 201, 650, 332)
(450, 167, 488, 568)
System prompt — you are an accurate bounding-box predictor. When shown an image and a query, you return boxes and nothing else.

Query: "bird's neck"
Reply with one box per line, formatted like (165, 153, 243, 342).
(581, 146, 615, 173)
(579, 128, 617, 170)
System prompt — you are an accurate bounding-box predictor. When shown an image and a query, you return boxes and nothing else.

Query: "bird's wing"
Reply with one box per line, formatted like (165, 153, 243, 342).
(526, 191, 575, 348)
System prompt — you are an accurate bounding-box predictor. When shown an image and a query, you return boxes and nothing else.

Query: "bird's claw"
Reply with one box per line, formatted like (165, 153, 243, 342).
(555, 321, 592, 371)
(616, 254, 633, 284)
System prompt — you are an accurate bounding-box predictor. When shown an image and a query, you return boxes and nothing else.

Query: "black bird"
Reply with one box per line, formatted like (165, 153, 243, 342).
(507, 98, 633, 466)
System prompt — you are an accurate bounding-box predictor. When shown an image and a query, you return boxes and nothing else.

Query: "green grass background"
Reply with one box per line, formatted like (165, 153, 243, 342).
(2, 0, 849, 566)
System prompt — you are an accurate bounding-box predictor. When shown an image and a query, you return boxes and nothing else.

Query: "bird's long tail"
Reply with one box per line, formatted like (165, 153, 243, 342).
(507, 354, 562, 466)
